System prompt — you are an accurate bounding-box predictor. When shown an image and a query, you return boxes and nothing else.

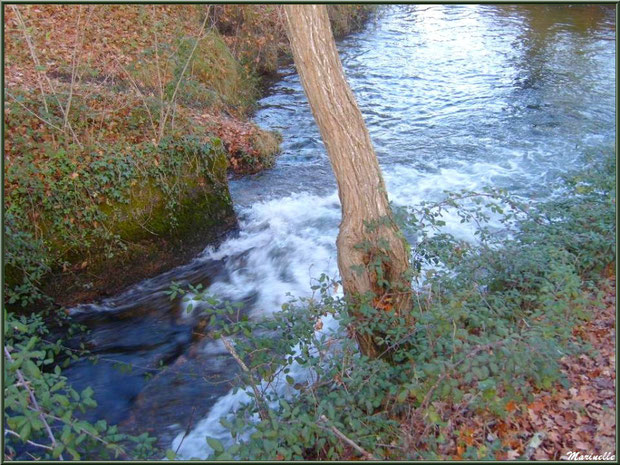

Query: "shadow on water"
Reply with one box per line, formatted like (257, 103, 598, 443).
(55, 242, 257, 447)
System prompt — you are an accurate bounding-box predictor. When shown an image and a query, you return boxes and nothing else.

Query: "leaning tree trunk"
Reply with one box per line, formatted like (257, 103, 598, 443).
(284, 5, 413, 358)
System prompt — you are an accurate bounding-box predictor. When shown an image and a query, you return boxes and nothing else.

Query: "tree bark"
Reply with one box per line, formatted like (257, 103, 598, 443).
(284, 5, 413, 358)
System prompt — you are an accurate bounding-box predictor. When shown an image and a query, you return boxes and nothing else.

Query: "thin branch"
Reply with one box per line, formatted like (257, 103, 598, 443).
(150, 6, 166, 129)
(318, 415, 379, 460)
(11, 5, 82, 148)
(5, 429, 54, 451)
(174, 406, 196, 455)
(63, 5, 85, 130)
(158, 7, 210, 143)
(113, 57, 158, 140)
(4, 346, 64, 460)
(6, 91, 66, 134)
(26, 407, 126, 458)
(220, 335, 269, 421)
(10, 5, 48, 115)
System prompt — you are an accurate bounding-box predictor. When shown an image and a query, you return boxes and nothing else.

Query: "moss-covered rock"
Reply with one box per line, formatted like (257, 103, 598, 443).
(4, 135, 237, 309)
(102, 140, 232, 243)
(48, 137, 236, 307)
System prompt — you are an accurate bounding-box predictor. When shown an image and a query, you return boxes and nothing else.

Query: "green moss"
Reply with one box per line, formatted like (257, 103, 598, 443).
(129, 30, 258, 114)
(95, 138, 234, 248)
(4, 133, 236, 308)
(187, 32, 259, 111)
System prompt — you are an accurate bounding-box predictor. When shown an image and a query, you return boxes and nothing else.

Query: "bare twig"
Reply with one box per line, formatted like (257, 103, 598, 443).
(318, 415, 379, 460)
(6, 91, 66, 134)
(5, 429, 54, 451)
(10, 5, 49, 115)
(150, 6, 166, 129)
(26, 407, 125, 455)
(64, 5, 87, 130)
(11, 5, 82, 148)
(220, 335, 269, 421)
(4, 346, 64, 460)
(174, 406, 196, 454)
(114, 57, 158, 140)
(158, 7, 210, 143)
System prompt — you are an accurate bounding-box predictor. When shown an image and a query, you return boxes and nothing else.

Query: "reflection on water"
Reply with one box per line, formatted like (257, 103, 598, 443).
(236, 4, 614, 208)
(61, 4, 615, 455)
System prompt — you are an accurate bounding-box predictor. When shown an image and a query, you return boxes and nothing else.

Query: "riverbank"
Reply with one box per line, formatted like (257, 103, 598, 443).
(3, 4, 374, 309)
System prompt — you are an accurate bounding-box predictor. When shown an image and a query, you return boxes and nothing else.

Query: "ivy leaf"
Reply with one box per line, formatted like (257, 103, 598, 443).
(206, 437, 224, 453)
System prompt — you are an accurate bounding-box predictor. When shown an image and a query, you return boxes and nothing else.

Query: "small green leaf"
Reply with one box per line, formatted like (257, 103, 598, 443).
(19, 422, 32, 442)
(24, 360, 41, 379)
(427, 409, 441, 424)
(206, 437, 224, 453)
(52, 444, 65, 459)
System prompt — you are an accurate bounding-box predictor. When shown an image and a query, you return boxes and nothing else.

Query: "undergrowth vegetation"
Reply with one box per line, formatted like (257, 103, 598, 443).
(169, 153, 615, 460)
(3, 310, 158, 460)
(3, 5, 377, 460)
(4, 4, 372, 309)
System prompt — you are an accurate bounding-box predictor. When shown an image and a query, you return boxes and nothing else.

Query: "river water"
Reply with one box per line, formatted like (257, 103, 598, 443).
(63, 4, 615, 458)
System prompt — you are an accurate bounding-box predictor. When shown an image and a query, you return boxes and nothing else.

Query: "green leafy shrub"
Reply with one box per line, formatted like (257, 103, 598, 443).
(3, 311, 158, 460)
(172, 152, 614, 460)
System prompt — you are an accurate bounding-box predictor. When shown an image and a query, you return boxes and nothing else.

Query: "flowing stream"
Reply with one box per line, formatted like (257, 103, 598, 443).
(62, 4, 615, 457)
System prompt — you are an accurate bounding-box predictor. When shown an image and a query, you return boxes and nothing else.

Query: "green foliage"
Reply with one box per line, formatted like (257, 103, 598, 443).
(3, 311, 158, 460)
(4, 115, 229, 307)
(173, 153, 614, 460)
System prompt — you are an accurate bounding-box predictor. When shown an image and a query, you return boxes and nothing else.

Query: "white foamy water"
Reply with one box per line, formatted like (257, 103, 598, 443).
(169, 193, 344, 458)
(172, 311, 341, 458)
(199, 191, 341, 317)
